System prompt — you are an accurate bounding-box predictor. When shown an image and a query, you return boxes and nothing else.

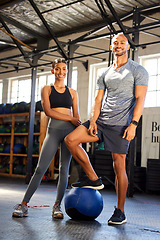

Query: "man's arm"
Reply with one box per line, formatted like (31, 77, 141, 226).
(123, 85, 147, 141)
(89, 89, 104, 136)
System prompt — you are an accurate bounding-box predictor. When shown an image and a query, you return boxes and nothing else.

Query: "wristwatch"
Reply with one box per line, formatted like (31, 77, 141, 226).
(131, 120, 138, 126)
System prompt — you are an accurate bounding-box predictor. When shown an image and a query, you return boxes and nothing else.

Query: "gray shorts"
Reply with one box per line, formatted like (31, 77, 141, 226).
(82, 120, 130, 154)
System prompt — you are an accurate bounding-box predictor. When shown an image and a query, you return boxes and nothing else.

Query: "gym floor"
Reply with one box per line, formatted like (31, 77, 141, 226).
(0, 177, 160, 240)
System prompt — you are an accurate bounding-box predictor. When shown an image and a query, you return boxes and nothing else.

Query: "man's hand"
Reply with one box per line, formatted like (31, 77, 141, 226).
(88, 121, 98, 137)
(122, 124, 137, 141)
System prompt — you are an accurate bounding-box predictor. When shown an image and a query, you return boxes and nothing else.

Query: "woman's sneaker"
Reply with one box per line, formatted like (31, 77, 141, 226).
(108, 207, 127, 225)
(12, 204, 28, 218)
(71, 176, 104, 190)
(52, 204, 64, 219)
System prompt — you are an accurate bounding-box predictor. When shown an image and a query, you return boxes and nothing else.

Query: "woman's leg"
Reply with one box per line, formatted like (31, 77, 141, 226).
(65, 125, 99, 180)
(55, 141, 72, 205)
(22, 128, 59, 204)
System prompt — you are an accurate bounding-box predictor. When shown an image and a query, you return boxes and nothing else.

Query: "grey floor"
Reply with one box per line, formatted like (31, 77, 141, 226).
(0, 177, 160, 240)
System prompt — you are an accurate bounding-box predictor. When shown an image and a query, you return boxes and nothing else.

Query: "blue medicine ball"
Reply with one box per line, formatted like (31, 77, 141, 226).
(0, 103, 5, 114)
(3, 103, 13, 114)
(13, 144, 26, 154)
(64, 188, 103, 220)
(3, 144, 10, 153)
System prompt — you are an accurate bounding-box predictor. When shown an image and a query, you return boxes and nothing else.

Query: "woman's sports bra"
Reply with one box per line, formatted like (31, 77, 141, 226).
(49, 85, 73, 109)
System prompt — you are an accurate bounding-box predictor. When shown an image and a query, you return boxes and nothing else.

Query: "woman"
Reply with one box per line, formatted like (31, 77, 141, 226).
(12, 59, 81, 219)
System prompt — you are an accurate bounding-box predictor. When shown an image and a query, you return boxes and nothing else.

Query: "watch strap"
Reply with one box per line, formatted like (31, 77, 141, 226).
(131, 120, 138, 126)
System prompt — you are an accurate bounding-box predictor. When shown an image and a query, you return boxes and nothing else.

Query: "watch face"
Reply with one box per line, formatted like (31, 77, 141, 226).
(132, 120, 138, 126)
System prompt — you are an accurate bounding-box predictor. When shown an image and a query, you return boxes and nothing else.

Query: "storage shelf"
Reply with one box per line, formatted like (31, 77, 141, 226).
(0, 133, 11, 136)
(0, 153, 39, 157)
(0, 133, 40, 136)
(14, 133, 40, 136)
(0, 112, 41, 118)
(0, 112, 51, 177)
(0, 153, 10, 156)
(0, 172, 26, 178)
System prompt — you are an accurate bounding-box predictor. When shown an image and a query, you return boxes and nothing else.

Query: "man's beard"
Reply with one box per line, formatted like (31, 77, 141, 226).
(114, 49, 127, 56)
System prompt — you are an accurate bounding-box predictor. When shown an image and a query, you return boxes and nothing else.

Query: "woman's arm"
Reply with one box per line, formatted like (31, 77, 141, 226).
(69, 88, 81, 126)
(70, 89, 80, 119)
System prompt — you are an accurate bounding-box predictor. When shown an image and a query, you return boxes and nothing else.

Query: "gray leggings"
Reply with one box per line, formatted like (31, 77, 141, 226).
(23, 118, 75, 204)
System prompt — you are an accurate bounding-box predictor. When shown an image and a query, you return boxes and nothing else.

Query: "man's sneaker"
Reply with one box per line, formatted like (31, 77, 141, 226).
(108, 207, 127, 225)
(12, 204, 28, 218)
(71, 176, 104, 190)
(52, 204, 64, 219)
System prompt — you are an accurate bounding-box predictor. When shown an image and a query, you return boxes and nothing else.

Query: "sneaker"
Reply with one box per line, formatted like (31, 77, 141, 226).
(12, 204, 28, 218)
(52, 204, 64, 219)
(108, 207, 127, 225)
(71, 176, 104, 190)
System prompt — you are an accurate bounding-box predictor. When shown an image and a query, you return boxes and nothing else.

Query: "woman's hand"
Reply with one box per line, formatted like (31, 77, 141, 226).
(71, 117, 81, 127)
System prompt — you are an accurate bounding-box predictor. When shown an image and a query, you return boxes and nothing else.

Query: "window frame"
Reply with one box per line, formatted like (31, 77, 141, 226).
(139, 53, 160, 108)
(88, 54, 160, 115)
(0, 80, 3, 103)
(7, 67, 78, 104)
(88, 61, 108, 116)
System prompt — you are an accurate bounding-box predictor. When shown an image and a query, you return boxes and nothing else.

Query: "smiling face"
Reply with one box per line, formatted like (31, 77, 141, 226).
(51, 62, 68, 80)
(110, 34, 130, 57)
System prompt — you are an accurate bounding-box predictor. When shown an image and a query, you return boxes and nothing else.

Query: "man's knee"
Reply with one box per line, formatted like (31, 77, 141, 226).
(112, 153, 126, 171)
(112, 153, 126, 161)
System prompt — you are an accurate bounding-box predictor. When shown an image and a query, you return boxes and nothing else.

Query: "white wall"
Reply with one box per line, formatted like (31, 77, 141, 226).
(141, 108, 160, 167)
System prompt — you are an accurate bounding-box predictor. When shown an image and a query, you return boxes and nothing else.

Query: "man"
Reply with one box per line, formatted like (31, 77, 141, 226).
(65, 33, 148, 225)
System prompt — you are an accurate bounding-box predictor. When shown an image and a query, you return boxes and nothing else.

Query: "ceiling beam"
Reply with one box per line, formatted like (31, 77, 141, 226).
(69, 21, 160, 44)
(0, 45, 58, 62)
(56, 3, 159, 39)
(137, 40, 160, 48)
(69, 49, 110, 60)
(70, 26, 108, 45)
(41, 0, 85, 14)
(0, 15, 33, 66)
(28, 0, 68, 59)
(1, 13, 47, 40)
(140, 3, 160, 12)
(61, 8, 137, 45)
(94, 0, 116, 34)
(74, 51, 105, 61)
(103, 0, 136, 48)
(0, 39, 17, 47)
(141, 30, 160, 38)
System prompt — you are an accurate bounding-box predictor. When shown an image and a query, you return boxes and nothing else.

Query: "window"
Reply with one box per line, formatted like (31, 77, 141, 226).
(88, 55, 160, 114)
(47, 74, 54, 86)
(35, 68, 77, 101)
(0, 81, 3, 103)
(10, 74, 50, 103)
(10, 79, 31, 103)
(71, 68, 78, 90)
(140, 54, 160, 107)
(88, 62, 108, 115)
(36, 75, 48, 101)
(9, 68, 77, 103)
